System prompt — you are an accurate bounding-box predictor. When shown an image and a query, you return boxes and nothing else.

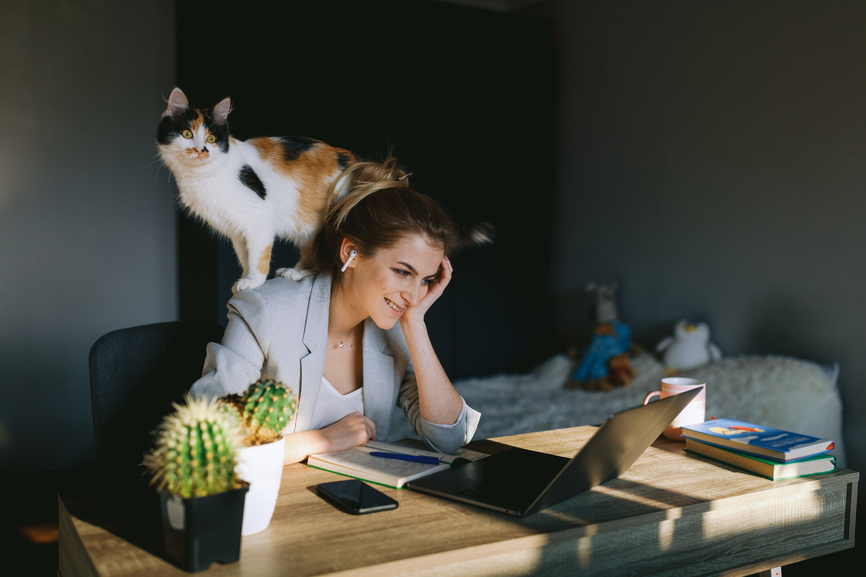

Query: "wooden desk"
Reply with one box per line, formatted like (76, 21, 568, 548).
(59, 427, 858, 577)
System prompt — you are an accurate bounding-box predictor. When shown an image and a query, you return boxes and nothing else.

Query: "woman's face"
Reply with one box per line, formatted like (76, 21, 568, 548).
(346, 234, 444, 329)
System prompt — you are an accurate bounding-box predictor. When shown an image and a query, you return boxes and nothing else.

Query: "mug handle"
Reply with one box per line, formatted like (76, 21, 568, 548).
(643, 390, 661, 405)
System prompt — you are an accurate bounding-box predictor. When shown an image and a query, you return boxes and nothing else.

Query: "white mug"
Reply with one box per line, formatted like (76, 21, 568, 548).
(643, 377, 706, 440)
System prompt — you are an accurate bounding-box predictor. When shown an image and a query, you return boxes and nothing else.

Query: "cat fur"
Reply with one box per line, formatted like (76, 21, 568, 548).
(157, 88, 356, 293)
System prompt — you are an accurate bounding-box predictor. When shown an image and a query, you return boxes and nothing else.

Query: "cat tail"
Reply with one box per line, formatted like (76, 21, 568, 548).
(458, 222, 496, 249)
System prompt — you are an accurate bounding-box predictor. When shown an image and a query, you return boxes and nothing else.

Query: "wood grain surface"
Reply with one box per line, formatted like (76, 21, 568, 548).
(59, 426, 858, 577)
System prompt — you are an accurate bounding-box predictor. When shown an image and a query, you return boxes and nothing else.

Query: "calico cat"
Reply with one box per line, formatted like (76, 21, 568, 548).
(157, 88, 356, 293)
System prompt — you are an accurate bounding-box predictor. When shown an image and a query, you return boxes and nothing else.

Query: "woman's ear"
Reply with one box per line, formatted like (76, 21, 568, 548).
(339, 238, 359, 271)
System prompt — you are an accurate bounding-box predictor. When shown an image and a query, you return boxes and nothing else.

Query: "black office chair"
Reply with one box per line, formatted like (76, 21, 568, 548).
(89, 320, 225, 472)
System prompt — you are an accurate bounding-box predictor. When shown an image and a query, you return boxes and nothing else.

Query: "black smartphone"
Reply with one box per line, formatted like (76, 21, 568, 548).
(316, 479, 399, 515)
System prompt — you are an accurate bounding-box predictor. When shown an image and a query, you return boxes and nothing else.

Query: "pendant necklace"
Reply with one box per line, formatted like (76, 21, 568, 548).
(336, 324, 359, 349)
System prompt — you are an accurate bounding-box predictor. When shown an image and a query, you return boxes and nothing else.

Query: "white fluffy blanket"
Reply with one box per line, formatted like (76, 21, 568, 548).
(387, 354, 847, 465)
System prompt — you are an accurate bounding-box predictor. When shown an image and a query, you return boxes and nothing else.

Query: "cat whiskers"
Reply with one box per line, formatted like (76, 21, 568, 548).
(141, 151, 168, 171)
(156, 153, 185, 184)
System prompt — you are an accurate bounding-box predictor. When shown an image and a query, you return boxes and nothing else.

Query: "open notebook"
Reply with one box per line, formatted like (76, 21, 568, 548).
(307, 441, 486, 489)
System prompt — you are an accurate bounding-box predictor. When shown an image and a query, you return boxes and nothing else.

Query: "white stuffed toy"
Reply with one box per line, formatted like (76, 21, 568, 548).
(656, 320, 722, 371)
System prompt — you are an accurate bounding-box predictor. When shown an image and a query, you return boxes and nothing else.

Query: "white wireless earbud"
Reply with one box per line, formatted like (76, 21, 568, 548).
(341, 250, 357, 272)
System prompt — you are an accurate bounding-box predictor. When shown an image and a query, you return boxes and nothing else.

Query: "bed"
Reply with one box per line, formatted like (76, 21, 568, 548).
(387, 353, 847, 466)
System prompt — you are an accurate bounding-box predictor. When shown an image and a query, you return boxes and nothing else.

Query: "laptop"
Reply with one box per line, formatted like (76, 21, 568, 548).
(407, 388, 702, 517)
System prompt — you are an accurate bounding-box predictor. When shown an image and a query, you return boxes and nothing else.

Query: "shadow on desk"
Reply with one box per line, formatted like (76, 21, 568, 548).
(7, 432, 862, 577)
(0, 465, 171, 575)
(60, 468, 168, 561)
(465, 436, 857, 576)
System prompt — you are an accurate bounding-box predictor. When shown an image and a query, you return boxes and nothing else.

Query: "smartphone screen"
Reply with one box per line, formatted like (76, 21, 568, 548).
(316, 479, 399, 515)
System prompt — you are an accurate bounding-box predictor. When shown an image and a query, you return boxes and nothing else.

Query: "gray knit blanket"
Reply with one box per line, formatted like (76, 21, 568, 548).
(387, 354, 846, 466)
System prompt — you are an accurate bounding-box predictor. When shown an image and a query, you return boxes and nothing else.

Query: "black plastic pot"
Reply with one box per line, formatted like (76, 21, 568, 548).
(159, 483, 249, 572)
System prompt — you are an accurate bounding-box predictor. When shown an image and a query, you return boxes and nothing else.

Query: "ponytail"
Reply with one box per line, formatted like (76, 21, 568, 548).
(309, 156, 493, 280)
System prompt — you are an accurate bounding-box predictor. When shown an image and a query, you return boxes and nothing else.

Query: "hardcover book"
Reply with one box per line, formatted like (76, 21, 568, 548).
(685, 439, 837, 480)
(680, 418, 834, 462)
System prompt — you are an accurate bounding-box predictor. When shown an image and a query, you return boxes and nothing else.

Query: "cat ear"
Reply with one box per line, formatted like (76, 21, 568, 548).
(166, 88, 189, 116)
(212, 97, 232, 125)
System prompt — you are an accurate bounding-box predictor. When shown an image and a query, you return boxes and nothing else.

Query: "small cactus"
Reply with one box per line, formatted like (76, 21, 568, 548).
(143, 396, 242, 498)
(220, 379, 297, 446)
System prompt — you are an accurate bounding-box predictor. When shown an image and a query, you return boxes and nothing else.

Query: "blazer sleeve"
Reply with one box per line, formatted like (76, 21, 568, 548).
(189, 289, 272, 400)
(396, 359, 481, 455)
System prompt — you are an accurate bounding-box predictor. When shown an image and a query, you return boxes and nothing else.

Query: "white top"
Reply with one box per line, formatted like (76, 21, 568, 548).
(308, 376, 364, 431)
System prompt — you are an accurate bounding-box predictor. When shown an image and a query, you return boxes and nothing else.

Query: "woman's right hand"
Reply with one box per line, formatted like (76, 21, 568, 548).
(319, 412, 377, 452)
(281, 412, 376, 465)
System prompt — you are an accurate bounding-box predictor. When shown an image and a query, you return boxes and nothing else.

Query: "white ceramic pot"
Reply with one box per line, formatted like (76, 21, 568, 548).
(235, 436, 285, 536)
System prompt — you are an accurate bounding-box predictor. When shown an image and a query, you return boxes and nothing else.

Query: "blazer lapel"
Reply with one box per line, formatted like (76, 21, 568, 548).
(362, 318, 396, 442)
(292, 274, 331, 433)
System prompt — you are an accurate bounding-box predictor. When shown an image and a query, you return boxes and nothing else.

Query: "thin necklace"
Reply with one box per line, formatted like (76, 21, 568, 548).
(336, 323, 360, 349)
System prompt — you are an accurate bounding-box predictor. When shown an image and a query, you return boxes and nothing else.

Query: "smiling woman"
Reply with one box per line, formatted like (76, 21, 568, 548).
(190, 157, 493, 464)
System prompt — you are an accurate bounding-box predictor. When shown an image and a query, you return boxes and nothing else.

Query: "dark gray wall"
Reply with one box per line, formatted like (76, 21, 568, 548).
(530, 0, 866, 472)
(0, 1, 177, 473)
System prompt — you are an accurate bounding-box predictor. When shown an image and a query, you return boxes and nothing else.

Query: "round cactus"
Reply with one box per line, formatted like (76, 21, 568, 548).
(242, 379, 297, 445)
(217, 393, 244, 428)
(143, 396, 242, 498)
(218, 379, 297, 446)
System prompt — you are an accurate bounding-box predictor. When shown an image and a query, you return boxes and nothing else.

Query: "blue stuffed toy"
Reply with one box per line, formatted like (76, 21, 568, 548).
(571, 321, 631, 382)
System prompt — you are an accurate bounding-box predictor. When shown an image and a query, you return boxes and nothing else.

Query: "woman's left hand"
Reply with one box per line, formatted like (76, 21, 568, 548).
(401, 256, 452, 325)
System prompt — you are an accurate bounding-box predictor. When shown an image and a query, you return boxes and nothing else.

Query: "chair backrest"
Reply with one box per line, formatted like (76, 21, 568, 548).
(89, 320, 225, 471)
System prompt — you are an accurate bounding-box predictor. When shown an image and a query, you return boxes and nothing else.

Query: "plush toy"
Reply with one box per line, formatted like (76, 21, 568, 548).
(570, 322, 631, 382)
(604, 353, 637, 387)
(656, 320, 722, 371)
(566, 283, 641, 391)
(577, 353, 638, 392)
(586, 282, 618, 325)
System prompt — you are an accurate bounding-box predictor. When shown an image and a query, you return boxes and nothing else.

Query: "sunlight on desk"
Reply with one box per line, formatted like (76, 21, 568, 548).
(702, 481, 843, 540)
(58, 426, 857, 577)
(658, 509, 684, 552)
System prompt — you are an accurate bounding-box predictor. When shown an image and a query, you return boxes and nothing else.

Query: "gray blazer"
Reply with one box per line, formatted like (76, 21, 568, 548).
(190, 273, 480, 454)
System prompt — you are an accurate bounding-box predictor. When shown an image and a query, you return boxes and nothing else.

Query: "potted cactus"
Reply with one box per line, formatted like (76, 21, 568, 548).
(218, 379, 297, 536)
(143, 396, 248, 572)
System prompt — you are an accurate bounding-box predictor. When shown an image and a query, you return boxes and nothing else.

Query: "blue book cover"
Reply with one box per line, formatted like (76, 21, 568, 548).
(680, 418, 835, 463)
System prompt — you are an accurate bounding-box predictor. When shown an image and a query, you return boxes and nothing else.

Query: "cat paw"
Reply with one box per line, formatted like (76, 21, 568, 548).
(233, 278, 265, 293)
(276, 267, 312, 282)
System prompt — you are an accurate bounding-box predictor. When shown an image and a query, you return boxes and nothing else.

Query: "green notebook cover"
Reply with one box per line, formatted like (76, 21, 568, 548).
(685, 439, 837, 480)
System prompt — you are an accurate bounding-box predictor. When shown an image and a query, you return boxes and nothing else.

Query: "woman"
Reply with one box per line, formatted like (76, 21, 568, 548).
(190, 157, 483, 464)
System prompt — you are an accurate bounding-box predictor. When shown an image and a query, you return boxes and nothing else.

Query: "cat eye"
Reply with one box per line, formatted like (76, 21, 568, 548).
(182, 130, 193, 139)
(206, 135, 216, 144)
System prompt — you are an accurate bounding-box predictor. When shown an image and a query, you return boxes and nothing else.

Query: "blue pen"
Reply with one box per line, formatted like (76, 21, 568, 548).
(369, 452, 440, 466)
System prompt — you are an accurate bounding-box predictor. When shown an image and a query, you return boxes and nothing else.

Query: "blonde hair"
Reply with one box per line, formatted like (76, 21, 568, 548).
(310, 156, 492, 279)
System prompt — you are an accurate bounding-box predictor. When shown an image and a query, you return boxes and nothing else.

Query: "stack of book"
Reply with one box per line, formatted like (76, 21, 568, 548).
(679, 418, 837, 481)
